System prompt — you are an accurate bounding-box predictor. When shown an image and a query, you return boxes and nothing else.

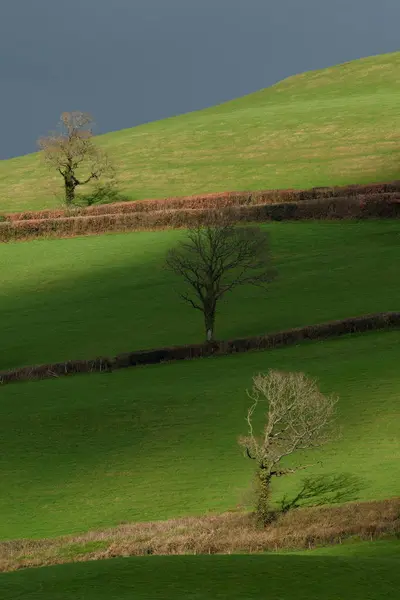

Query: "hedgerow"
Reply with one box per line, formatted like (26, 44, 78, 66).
(5, 180, 400, 221)
(0, 195, 399, 242)
(0, 312, 398, 385)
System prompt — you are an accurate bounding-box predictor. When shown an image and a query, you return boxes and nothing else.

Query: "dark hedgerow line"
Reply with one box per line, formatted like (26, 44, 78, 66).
(1, 195, 400, 243)
(5, 179, 400, 221)
(0, 312, 399, 386)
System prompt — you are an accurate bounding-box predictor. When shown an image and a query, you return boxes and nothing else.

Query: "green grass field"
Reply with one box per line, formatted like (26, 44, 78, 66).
(1, 219, 399, 542)
(1, 540, 399, 599)
(1, 50, 400, 597)
(1, 329, 399, 540)
(1, 52, 400, 213)
(1, 220, 399, 370)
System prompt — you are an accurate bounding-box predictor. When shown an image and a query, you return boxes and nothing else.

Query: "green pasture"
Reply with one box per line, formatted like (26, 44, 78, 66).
(0, 221, 399, 370)
(0, 51, 399, 598)
(1, 329, 399, 540)
(0, 51, 399, 212)
(1, 540, 399, 599)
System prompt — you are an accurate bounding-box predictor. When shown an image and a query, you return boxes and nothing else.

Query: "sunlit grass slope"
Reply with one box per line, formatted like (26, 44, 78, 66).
(1, 52, 400, 212)
(1, 330, 399, 540)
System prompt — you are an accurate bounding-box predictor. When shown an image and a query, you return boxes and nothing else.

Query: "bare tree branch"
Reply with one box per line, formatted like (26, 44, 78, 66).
(38, 111, 113, 205)
(165, 220, 276, 341)
(238, 370, 339, 525)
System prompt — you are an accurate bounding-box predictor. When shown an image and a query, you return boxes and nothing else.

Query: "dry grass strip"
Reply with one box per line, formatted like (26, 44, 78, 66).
(1, 498, 399, 572)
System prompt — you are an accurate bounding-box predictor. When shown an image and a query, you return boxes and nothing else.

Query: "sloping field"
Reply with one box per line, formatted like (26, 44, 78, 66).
(1, 540, 399, 599)
(0, 221, 399, 370)
(1, 51, 400, 212)
(1, 330, 399, 540)
(1, 50, 400, 599)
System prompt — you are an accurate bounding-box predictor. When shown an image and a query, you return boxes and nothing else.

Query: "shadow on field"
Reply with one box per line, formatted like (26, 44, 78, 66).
(0, 232, 194, 369)
(279, 472, 366, 512)
(1, 221, 400, 370)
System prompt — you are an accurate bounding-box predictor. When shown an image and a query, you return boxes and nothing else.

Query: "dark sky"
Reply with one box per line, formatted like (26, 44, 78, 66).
(1, 0, 399, 159)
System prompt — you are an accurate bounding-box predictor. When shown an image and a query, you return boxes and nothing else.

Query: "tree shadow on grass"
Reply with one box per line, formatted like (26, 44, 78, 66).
(279, 472, 366, 513)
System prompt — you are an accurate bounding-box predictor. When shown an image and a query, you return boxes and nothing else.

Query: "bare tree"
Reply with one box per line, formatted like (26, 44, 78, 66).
(38, 112, 112, 205)
(165, 220, 276, 342)
(238, 370, 338, 525)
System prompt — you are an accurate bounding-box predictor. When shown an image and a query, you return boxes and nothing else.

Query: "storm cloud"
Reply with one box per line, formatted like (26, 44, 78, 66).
(1, 0, 399, 158)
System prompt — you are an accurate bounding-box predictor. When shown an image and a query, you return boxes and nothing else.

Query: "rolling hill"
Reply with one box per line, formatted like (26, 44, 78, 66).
(0, 51, 399, 598)
(1, 329, 399, 541)
(0, 51, 400, 213)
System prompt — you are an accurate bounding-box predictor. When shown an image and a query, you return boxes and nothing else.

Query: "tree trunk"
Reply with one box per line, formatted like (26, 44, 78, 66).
(204, 309, 215, 342)
(256, 468, 273, 526)
(64, 177, 76, 205)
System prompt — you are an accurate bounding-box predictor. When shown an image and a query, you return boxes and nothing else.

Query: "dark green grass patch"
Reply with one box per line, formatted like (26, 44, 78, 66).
(1, 540, 399, 600)
(0, 221, 399, 370)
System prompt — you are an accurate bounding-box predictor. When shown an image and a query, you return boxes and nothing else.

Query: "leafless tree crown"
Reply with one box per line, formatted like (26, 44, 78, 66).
(38, 111, 112, 204)
(239, 370, 338, 477)
(165, 219, 276, 340)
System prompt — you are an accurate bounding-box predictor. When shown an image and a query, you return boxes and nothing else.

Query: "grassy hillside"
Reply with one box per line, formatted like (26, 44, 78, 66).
(1, 330, 399, 540)
(1, 540, 399, 599)
(1, 221, 399, 370)
(1, 52, 400, 213)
